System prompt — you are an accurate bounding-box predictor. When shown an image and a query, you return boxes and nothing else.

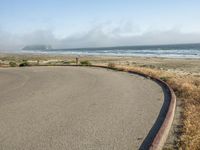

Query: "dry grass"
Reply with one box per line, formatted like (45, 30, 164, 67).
(111, 64, 200, 149)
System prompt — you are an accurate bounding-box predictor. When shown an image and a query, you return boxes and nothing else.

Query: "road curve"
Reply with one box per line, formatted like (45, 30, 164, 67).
(0, 66, 164, 150)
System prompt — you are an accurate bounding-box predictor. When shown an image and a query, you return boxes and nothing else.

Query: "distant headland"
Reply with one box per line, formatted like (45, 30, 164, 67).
(22, 45, 52, 50)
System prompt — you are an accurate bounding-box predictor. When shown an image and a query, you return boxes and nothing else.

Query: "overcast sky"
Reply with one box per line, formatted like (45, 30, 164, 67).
(1, 0, 200, 50)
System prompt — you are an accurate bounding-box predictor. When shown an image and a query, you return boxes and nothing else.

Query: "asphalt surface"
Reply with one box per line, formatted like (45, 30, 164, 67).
(0, 66, 164, 150)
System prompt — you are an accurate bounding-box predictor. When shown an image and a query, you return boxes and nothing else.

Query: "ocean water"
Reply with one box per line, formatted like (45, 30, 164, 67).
(22, 43, 200, 58)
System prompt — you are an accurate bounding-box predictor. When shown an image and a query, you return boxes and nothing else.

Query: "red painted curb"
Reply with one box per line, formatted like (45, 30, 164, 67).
(149, 79, 176, 150)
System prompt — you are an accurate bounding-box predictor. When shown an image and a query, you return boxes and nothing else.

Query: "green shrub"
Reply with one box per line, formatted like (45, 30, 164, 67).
(9, 62, 17, 67)
(19, 61, 29, 67)
(80, 60, 91, 66)
(63, 61, 70, 64)
(69, 60, 76, 64)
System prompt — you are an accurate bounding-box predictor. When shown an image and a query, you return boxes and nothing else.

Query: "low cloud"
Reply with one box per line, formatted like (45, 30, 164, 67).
(1, 23, 200, 51)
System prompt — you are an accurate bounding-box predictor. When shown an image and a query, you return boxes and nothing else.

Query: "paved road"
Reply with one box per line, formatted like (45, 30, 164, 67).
(0, 66, 164, 150)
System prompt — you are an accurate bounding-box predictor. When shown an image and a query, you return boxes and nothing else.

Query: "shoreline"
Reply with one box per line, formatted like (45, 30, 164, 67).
(2, 51, 200, 59)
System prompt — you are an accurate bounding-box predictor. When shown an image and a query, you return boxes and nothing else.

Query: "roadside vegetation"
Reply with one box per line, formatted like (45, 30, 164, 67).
(80, 60, 92, 66)
(19, 60, 29, 67)
(9, 61, 17, 67)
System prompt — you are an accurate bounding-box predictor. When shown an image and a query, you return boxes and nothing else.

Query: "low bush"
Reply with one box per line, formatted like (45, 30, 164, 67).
(19, 61, 29, 67)
(69, 60, 76, 64)
(9, 62, 17, 67)
(63, 61, 70, 64)
(80, 60, 91, 66)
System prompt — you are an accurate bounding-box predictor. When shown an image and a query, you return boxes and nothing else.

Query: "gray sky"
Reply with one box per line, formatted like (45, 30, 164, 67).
(1, 0, 200, 50)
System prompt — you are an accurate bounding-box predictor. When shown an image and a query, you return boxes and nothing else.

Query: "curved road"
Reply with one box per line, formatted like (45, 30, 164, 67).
(0, 66, 164, 150)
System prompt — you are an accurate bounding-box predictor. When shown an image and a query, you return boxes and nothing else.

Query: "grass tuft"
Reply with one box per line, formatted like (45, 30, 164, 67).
(80, 60, 92, 66)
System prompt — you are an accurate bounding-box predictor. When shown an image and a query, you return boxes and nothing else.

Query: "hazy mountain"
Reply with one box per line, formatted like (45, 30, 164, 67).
(22, 45, 52, 50)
